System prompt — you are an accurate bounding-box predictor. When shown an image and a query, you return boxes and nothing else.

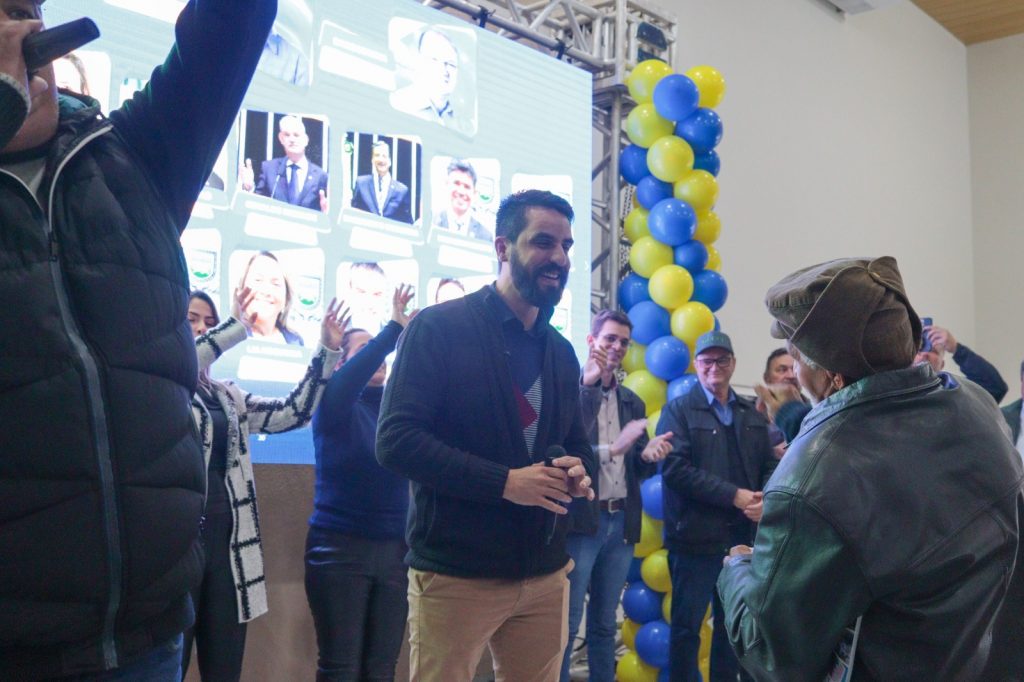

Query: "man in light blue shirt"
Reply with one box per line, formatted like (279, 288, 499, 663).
(658, 330, 776, 682)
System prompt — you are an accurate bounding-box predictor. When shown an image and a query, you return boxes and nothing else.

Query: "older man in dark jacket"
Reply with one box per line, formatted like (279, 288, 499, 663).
(718, 256, 1024, 681)
(0, 1, 275, 679)
(659, 330, 777, 682)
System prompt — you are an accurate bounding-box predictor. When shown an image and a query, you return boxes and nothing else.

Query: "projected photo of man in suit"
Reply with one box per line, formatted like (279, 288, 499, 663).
(351, 140, 413, 223)
(241, 114, 329, 213)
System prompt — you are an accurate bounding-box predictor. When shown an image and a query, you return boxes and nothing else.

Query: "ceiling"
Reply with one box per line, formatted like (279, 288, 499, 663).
(910, 0, 1024, 45)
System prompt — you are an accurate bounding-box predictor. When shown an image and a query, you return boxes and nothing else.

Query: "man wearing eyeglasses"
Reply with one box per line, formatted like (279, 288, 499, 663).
(658, 330, 776, 682)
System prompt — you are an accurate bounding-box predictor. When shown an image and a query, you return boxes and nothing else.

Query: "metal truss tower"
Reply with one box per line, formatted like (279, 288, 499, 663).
(422, 0, 678, 312)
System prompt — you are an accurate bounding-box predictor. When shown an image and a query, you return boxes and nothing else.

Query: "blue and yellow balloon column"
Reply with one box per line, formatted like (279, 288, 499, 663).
(615, 60, 726, 682)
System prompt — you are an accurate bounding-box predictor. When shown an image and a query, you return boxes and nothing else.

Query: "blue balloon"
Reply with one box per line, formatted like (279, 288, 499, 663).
(648, 198, 696, 247)
(691, 270, 729, 312)
(619, 273, 652, 311)
(636, 175, 674, 210)
(621, 144, 651, 185)
(652, 74, 700, 122)
(636, 619, 672, 669)
(675, 107, 723, 155)
(693, 149, 721, 177)
(641, 475, 664, 520)
(673, 240, 708, 273)
(627, 557, 644, 584)
(668, 374, 699, 403)
(628, 301, 671, 346)
(622, 582, 664, 624)
(645, 335, 690, 381)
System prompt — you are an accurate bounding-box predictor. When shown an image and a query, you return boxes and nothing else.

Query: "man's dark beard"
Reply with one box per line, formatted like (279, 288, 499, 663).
(510, 248, 568, 308)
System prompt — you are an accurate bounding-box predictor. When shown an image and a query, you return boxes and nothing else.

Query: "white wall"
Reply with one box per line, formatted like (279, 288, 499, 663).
(648, 0, 974, 390)
(968, 33, 1024, 403)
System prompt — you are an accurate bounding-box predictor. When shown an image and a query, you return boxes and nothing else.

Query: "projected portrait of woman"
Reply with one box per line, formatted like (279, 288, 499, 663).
(232, 251, 305, 345)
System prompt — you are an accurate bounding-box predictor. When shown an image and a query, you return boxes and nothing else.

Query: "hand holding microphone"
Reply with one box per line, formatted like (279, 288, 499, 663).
(500, 445, 595, 512)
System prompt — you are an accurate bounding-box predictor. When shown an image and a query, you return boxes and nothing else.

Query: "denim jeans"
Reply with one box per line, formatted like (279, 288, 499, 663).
(560, 510, 635, 682)
(667, 551, 739, 682)
(57, 635, 183, 681)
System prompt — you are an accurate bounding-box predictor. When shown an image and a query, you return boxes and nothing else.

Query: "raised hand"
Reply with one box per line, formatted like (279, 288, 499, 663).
(581, 345, 608, 386)
(753, 383, 803, 421)
(612, 418, 647, 457)
(320, 297, 350, 351)
(239, 158, 255, 192)
(391, 284, 417, 327)
(234, 286, 257, 329)
(0, 19, 45, 106)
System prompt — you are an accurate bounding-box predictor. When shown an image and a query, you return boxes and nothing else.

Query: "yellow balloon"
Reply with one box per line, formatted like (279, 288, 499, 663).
(632, 192, 640, 208)
(706, 244, 722, 272)
(663, 590, 673, 624)
(699, 604, 713, 679)
(626, 103, 675, 148)
(629, 236, 673, 278)
(649, 264, 694, 310)
(633, 512, 664, 558)
(674, 170, 719, 213)
(623, 370, 667, 417)
(622, 617, 641, 651)
(671, 301, 715, 348)
(628, 59, 673, 103)
(616, 650, 659, 682)
(641, 548, 672, 593)
(624, 207, 651, 244)
(622, 342, 647, 374)
(646, 409, 660, 440)
(693, 211, 721, 244)
(646, 135, 694, 183)
(685, 64, 726, 108)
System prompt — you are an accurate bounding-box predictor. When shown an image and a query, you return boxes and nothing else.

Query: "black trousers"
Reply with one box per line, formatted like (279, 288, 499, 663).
(304, 527, 408, 682)
(181, 507, 248, 682)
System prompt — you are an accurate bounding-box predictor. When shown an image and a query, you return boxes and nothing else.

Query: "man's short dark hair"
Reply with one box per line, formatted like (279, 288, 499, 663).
(372, 140, 391, 154)
(495, 190, 574, 244)
(447, 159, 476, 186)
(764, 347, 790, 379)
(591, 309, 632, 338)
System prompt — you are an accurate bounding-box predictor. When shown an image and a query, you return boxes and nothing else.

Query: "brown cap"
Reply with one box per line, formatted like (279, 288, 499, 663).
(765, 256, 921, 380)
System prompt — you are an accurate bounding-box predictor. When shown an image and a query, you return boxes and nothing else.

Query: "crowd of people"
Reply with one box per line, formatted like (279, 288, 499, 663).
(2, 2, 1023, 682)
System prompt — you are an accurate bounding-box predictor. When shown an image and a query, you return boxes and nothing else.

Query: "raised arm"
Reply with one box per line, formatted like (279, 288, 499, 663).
(109, 0, 277, 231)
(243, 297, 347, 434)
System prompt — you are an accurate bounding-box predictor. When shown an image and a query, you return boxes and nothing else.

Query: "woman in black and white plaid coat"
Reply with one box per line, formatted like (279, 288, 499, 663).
(183, 287, 348, 680)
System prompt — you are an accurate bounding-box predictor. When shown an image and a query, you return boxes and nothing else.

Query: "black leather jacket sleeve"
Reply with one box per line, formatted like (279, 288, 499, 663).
(717, 490, 873, 682)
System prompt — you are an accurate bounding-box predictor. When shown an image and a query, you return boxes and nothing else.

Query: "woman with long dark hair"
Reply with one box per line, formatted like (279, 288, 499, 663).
(184, 288, 348, 680)
(305, 285, 415, 681)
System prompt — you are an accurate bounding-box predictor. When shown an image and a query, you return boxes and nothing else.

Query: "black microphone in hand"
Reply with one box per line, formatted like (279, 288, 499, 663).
(23, 18, 100, 74)
(544, 445, 567, 544)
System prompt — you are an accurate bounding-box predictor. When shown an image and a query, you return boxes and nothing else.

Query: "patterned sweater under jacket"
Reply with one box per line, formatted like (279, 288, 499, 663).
(191, 317, 341, 622)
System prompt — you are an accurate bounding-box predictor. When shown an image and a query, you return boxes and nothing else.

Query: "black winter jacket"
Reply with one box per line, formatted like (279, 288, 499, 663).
(658, 383, 776, 554)
(0, 1, 275, 677)
(376, 286, 596, 579)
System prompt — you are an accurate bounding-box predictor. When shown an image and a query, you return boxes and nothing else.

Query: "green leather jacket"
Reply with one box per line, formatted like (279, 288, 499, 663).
(718, 364, 1024, 681)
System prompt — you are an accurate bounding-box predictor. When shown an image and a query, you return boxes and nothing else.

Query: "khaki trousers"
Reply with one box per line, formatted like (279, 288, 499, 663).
(407, 561, 572, 682)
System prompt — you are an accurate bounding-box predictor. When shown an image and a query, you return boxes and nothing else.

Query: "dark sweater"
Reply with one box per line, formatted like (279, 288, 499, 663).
(376, 286, 596, 579)
(311, 321, 407, 540)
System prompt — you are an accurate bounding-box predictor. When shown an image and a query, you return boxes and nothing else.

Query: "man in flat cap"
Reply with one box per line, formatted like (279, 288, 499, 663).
(658, 330, 777, 682)
(717, 256, 1024, 681)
